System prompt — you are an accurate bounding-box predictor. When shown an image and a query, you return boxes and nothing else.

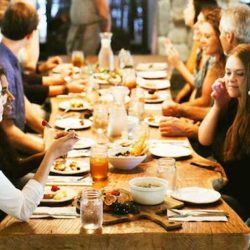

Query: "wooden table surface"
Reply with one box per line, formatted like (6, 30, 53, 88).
(0, 56, 249, 250)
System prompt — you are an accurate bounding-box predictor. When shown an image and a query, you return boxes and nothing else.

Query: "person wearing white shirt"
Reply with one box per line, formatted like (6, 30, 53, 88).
(0, 71, 79, 221)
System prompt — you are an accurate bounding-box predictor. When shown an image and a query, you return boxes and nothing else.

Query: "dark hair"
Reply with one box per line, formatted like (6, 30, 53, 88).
(224, 44, 250, 161)
(193, 0, 218, 23)
(0, 65, 6, 76)
(1, 2, 39, 41)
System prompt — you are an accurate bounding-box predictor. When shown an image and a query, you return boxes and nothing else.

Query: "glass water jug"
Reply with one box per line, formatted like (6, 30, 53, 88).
(107, 86, 129, 141)
(98, 32, 114, 71)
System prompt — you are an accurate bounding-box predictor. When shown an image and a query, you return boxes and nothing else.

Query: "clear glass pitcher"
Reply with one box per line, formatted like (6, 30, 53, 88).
(107, 86, 129, 141)
(98, 32, 114, 71)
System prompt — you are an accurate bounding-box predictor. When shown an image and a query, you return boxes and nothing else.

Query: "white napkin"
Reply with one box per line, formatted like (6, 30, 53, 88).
(46, 176, 92, 186)
(31, 207, 79, 219)
(168, 210, 228, 222)
(168, 215, 228, 222)
(148, 139, 190, 148)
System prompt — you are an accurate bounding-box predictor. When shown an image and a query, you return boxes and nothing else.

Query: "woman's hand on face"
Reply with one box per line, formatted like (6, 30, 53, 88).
(166, 45, 181, 67)
(48, 131, 79, 159)
(211, 78, 231, 109)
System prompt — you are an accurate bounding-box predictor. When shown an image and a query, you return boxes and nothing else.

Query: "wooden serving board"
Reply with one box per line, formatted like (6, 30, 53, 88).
(103, 211, 182, 231)
(103, 203, 183, 231)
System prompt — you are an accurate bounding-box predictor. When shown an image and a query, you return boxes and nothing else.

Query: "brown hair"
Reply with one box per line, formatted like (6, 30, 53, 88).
(1, 2, 38, 40)
(224, 44, 250, 161)
(193, 0, 218, 23)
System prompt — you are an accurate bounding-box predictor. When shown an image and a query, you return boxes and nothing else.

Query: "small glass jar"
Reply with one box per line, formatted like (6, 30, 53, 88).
(80, 189, 103, 230)
(157, 157, 177, 196)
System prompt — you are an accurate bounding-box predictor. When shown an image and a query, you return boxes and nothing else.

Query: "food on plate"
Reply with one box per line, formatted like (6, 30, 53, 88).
(70, 99, 84, 108)
(54, 190, 67, 200)
(130, 133, 148, 156)
(148, 116, 156, 123)
(53, 159, 81, 172)
(54, 159, 66, 171)
(136, 182, 162, 188)
(43, 187, 67, 201)
(51, 185, 60, 192)
(145, 90, 159, 100)
(93, 69, 122, 84)
(102, 189, 139, 215)
(144, 82, 156, 89)
(114, 150, 130, 157)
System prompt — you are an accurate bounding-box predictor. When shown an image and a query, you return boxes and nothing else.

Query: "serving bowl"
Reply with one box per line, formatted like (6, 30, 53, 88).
(129, 177, 168, 205)
(108, 148, 146, 170)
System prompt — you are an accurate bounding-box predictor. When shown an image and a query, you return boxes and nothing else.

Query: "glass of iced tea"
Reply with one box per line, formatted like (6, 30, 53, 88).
(90, 144, 109, 181)
(122, 68, 136, 90)
(72, 50, 85, 67)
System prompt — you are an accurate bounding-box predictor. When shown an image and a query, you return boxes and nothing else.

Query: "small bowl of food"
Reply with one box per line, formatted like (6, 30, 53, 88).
(129, 177, 168, 205)
(108, 147, 147, 170)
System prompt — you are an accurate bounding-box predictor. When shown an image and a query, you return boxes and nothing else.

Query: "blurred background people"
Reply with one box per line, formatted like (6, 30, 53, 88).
(66, 0, 111, 55)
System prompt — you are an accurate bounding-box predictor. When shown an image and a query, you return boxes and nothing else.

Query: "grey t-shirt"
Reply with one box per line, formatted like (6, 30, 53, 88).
(70, 0, 100, 25)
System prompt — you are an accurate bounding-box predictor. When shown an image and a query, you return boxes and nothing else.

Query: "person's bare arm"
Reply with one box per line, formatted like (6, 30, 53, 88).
(34, 131, 79, 185)
(179, 105, 210, 121)
(1, 120, 44, 154)
(24, 96, 44, 134)
(175, 61, 194, 86)
(95, 0, 111, 32)
(162, 101, 210, 121)
(175, 83, 193, 103)
(159, 118, 199, 139)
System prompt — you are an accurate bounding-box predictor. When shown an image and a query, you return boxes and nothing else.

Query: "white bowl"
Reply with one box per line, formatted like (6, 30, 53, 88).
(108, 148, 146, 170)
(129, 177, 168, 205)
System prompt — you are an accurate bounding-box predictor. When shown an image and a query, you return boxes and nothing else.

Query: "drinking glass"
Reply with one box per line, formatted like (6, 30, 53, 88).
(80, 189, 103, 231)
(90, 144, 109, 181)
(72, 50, 85, 68)
(92, 104, 108, 135)
(128, 88, 145, 121)
(157, 157, 177, 196)
(122, 68, 136, 90)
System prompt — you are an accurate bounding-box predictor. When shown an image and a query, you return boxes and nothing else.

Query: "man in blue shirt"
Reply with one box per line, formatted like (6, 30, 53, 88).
(0, 2, 44, 154)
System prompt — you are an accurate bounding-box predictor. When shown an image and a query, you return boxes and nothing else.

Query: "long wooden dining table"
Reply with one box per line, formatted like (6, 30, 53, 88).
(0, 55, 249, 250)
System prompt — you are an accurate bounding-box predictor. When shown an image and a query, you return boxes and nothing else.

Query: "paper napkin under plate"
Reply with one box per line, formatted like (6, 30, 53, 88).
(46, 176, 92, 186)
(167, 209, 228, 222)
(31, 207, 79, 219)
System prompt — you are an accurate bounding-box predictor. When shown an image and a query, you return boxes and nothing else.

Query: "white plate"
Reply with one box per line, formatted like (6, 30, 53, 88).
(93, 72, 122, 84)
(149, 143, 192, 158)
(137, 77, 170, 90)
(136, 63, 167, 71)
(144, 92, 167, 103)
(144, 116, 165, 127)
(171, 187, 221, 204)
(55, 118, 92, 130)
(41, 187, 77, 204)
(136, 70, 167, 79)
(73, 137, 95, 149)
(52, 63, 80, 74)
(67, 149, 91, 158)
(58, 100, 89, 111)
(50, 159, 89, 175)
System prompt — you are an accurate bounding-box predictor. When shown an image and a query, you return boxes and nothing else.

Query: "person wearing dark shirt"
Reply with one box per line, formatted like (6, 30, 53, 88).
(199, 44, 250, 220)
